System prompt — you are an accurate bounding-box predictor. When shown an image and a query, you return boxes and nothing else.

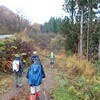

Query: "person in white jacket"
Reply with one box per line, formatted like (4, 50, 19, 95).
(12, 54, 23, 88)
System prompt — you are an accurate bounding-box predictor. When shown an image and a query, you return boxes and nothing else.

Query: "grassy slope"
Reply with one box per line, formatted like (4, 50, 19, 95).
(52, 54, 100, 100)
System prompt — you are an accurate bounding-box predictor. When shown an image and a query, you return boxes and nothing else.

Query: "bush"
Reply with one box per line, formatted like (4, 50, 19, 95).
(0, 33, 35, 72)
(0, 41, 5, 47)
(52, 87, 79, 100)
(54, 74, 100, 100)
(94, 60, 100, 75)
(50, 35, 65, 52)
(66, 55, 95, 77)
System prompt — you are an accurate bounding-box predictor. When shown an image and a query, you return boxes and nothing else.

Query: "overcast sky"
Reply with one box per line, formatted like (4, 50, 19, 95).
(0, 0, 65, 24)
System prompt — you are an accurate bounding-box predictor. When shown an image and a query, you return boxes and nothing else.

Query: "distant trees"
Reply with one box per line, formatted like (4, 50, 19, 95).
(40, 17, 62, 33)
(25, 23, 41, 34)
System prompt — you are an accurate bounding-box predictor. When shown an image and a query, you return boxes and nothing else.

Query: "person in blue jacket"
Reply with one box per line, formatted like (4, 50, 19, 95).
(27, 55, 45, 100)
(12, 54, 23, 88)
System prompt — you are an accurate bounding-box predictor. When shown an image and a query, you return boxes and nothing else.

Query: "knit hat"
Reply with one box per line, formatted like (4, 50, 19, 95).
(15, 54, 20, 57)
(33, 51, 37, 54)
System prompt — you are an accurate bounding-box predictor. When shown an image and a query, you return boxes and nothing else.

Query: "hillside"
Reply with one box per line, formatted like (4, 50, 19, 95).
(0, 6, 29, 34)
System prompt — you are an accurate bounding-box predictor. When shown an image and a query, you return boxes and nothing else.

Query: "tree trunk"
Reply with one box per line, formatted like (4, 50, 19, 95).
(78, 37, 80, 55)
(79, 6, 83, 59)
(71, 0, 74, 24)
(87, 21, 89, 60)
(98, 36, 100, 60)
(86, 5, 90, 60)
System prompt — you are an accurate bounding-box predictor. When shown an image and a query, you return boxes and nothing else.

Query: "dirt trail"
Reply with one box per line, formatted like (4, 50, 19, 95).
(0, 73, 28, 100)
(0, 57, 56, 100)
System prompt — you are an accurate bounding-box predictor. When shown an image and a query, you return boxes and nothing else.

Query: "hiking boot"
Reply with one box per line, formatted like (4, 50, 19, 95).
(18, 84, 22, 88)
(36, 97, 40, 100)
(18, 84, 22, 87)
(16, 85, 19, 88)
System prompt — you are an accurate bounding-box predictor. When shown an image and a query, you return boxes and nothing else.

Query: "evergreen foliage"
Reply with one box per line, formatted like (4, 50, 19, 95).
(61, 0, 100, 60)
(40, 17, 62, 33)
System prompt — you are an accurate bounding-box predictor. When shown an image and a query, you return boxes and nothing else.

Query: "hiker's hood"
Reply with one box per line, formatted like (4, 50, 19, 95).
(32, 54, 38, 58)
(15, 57, 20, 60)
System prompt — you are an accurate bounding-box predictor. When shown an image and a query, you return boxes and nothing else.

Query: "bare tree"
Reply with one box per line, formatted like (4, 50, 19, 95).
(15, 9, 30, 32)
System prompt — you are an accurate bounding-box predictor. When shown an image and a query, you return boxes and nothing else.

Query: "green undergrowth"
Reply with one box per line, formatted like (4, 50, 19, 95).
(53, 74, 100, 100)
(0, 41, 5, 47)
(94, 60, 100, 76)
(52, 87, 79, 100)
(52, 56, 100, 100)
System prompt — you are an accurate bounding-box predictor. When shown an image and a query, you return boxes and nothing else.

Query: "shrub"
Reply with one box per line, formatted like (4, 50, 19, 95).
(50, 35, 65, 52)
(0, 41, 5, 47)
(66, 55, 95, 77)
(52, 87, 79, 100)
(94, 60, 100, 75)
(68, 86, 77, 94)
(0, 33, 35, 72)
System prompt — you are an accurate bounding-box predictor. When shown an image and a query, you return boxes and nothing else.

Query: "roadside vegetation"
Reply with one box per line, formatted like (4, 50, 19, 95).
(0, 33, 35, 73)
(52, 54, 100, 100)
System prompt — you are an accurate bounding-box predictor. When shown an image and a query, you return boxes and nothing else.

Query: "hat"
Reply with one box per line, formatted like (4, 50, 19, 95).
(15, 54, 20, 57)
(32, 57, 40, 63)
(33, 51, 37, 54)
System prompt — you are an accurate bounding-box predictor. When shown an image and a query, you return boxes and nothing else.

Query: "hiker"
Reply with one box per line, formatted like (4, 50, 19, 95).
(27, 57, 45, 100)
(12, 54, 23, 88)
(50, 52, 55, 67)
(31, 51, 41, 64)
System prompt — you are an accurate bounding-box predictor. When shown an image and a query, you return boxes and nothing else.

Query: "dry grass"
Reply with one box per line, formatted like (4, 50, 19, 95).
(54, 53, 95, 78)
(0, 75, 13, 93)
(66, 54, 95, 77)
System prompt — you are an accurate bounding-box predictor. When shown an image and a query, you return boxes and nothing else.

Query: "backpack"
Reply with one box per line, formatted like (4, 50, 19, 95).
(12, 60, 20, 72)
(28, 63, 42, 86)
(50, 52, 54, 59)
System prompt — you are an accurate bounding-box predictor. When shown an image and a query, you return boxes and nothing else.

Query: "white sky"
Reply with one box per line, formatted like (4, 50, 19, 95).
(0, 0, 65, 24)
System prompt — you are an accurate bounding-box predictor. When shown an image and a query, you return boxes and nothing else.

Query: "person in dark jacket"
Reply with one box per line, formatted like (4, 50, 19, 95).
(12, 54, 23, 88)
(27, 56, 45, 100)
(31, 51, 41, 64)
